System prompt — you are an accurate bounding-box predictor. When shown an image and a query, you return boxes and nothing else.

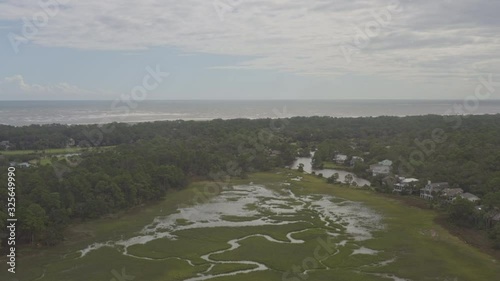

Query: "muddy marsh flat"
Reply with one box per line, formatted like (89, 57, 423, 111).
(3, 170, 500, 281)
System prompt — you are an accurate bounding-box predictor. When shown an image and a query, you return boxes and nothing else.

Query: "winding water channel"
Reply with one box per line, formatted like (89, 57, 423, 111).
(75, 180, 401, 280)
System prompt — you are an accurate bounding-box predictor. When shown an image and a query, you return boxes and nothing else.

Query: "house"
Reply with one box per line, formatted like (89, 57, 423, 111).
(0, 140, 10, 150)
(370, 159, 393, 176)
(494, 213, 500, 221)
(441, 188, 464, 202)
(370, 164, 391, 177)
(378, 159, 393, 166)
(350, 156, 364, 166)
(420, 181, 449, 200)
(393, 183, 405, 193)
(460, 193, 480, 203)
(334, 154, 348, 164)
(393, 177, 419, 193)
(489, 212, 500, 226)
(401, 178, 419, 185)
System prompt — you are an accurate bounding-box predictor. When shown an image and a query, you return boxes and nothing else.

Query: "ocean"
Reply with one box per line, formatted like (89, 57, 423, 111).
(1, 100, 500, 126)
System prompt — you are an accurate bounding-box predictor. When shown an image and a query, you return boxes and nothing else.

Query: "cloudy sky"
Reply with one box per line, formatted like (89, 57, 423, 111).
(0, 0, 499, 100)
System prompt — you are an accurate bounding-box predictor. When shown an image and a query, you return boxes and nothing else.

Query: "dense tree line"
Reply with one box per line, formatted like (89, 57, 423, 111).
(0, 119, 295, 248)
(1, 115, 500, 248)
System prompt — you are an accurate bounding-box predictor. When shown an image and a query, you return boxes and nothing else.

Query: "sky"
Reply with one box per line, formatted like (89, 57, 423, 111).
(0, 0, 499, 100)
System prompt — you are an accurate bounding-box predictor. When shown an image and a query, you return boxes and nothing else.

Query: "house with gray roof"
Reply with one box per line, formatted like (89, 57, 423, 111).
(420, 181, 449, 200)
(460, 193, 480, 203)
(0, 140, 10, 150)
(441, 188, 464, 202)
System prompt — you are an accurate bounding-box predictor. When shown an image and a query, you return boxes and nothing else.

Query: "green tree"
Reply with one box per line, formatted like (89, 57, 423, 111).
(484, 191, 500, 210)
(489, 224, 500, 249)
(327, 173, 339, 184)
(297, 163, 304, 173)
(20, 203, 48, 245)
(448, 198, 475, 227)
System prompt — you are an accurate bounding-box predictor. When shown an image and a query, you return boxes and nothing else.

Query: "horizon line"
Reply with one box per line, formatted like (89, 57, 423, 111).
(2, 98, 500, 102)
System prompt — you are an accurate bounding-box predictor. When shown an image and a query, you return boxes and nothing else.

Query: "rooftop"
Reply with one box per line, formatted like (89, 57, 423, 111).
(461, 193, 480, 202)
(402, 178, 419, 184)
(441, 188, 463, 198)
(427, 182, 449, 190)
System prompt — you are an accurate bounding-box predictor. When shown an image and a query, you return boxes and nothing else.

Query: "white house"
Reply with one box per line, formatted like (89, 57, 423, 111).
(334, 154, 348, 164)
(393, 177, 419, 193)
(370, 164, 391, 176)
(350, 156, 364, 166)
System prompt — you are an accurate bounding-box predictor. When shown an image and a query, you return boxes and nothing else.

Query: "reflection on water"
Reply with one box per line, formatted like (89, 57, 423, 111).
(291, 156, 371, 186)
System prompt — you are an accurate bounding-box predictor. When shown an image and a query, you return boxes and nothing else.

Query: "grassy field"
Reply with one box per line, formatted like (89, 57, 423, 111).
(0, 146, 114, 156)
(2, 146, 115, 166)
(2, 170, 500, 281)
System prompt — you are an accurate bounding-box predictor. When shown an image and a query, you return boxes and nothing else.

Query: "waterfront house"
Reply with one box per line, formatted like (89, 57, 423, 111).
(393, 177, 419, 194)
(420, 181, 449, 200)
(441, 188, 464, 202)
(334, 154, 348, 164)
(370, 164, 391, 177)
(350, 156, 364, 166)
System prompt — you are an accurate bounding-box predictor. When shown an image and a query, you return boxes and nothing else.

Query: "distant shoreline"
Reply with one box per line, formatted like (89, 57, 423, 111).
(1, 100, 500, 126)
(2, 113, 500, 127)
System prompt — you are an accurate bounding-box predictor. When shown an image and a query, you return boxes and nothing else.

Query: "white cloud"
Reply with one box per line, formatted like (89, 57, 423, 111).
(0, 75, 101, 99)
(1, 0, 500, 85)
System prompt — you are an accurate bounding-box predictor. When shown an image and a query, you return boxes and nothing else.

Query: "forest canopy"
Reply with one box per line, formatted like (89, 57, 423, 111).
(1, 115, 500, 248)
